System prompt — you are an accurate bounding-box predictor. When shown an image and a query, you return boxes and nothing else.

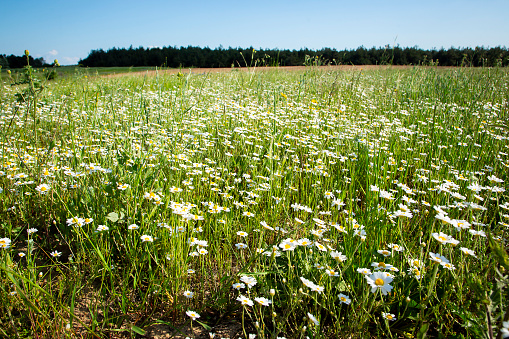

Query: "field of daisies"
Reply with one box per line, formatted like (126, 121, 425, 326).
(1, 65, 508, 338)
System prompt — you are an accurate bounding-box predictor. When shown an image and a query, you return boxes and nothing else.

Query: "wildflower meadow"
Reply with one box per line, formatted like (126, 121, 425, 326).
(1, 62, 508, 338)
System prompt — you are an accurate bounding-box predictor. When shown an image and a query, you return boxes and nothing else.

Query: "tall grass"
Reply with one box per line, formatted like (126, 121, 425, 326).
(0, 64, 508, 338)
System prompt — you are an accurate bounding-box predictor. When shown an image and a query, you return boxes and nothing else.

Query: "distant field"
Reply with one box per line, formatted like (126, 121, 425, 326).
(1, 64, 459, 80)
(0, 65, 508, 339)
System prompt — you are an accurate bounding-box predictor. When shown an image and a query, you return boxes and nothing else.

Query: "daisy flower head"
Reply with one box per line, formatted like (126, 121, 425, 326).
(128, 224, 139, 230)
(232, 282, 245, 290)
(307, 312, 319, 326)
(254, 297, 272, 306)
(382, 312, 397, 321)
(408, 267, 424, 280)
(459, 247, 477, 258)
(298, 238, 313, 247)
(237, 295, 254, 306)
(237, 231, 248, 237)
(300, 277, 324, 294)
(117, 183, 130, 190)
(377, 249, 391, 257)
(27, 228, 38, 234)
(141, 235, 154, 242)
(469, 229, 486, 237)
(279, 239, 297, 251)
(0, 238, 12, 249)
(441, 261, 456, 270)
(186, 310, 200, 320)
(388, 243, 404, 252)
(330, 251, 347, 262)
(429, 252, 449, 264)
(144, 191, 161, 201)
(235, 243, 248, 249)
(96, 225, 109, 232)
(366, 271, 393, 295)
(371, 261, 395, 271)
(325, 268, 339, 277)
(314, 263, 325, 270)
(183, 290, 194, 299)
(432, 232, 453, 245)
(260, 221, 274, 230)
(240, 275, 257, 288)
(35, 183, 51, 194)
(357, 268, 372, 275)
(66, 217, 85, 227)
(409, 258, 425, 268)
(314, 241, 327, 252)
(338, 293, 351, 305)
(50, 250, 62, 258)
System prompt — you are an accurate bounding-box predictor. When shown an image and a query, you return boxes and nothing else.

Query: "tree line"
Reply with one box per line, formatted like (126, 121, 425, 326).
(0, 54, 48, 69)
(77, 45, 508, 68)
(2, 46, 508, 69)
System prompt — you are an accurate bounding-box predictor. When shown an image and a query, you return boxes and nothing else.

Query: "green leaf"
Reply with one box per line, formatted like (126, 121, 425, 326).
(196, 320, 212, 331)
(416, 322, 429, 339)
(488, 234, 509, 270)
(215, 298, 228, 305)
(131, 325, 146, 335)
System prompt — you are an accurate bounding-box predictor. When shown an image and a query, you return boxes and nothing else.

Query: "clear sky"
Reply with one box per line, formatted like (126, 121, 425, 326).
(2, 0, 508, 65)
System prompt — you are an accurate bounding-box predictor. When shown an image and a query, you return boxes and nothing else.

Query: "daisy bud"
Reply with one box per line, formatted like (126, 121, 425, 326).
(25, 50, 30, 56)
(270, 289, 275, 296)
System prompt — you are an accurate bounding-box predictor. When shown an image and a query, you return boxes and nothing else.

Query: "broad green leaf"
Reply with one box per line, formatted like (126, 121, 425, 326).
(131, 325, 146, 335)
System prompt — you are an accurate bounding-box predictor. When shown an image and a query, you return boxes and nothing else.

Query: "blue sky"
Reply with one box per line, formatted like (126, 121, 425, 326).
(2, 0, 508, 65)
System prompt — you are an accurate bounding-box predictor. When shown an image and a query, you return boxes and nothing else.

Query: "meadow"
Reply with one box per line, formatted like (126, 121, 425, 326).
(0, 63, 508, 339)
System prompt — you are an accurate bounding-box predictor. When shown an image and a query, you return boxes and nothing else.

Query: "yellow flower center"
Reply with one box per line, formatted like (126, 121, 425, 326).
(378, 262, 386, 268)
(375, 278, 385, 286)
(387, 315, 393, 320)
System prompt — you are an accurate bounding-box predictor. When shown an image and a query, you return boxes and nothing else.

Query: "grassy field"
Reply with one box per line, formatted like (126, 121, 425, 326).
(0, 64, 508, 338)
(1, 66, 167, 80)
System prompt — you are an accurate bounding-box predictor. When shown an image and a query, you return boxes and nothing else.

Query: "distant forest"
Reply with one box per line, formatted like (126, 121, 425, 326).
(0, 54, 48, 69)
(1, 46, 508, 69)
(77, 45, 509, 68)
